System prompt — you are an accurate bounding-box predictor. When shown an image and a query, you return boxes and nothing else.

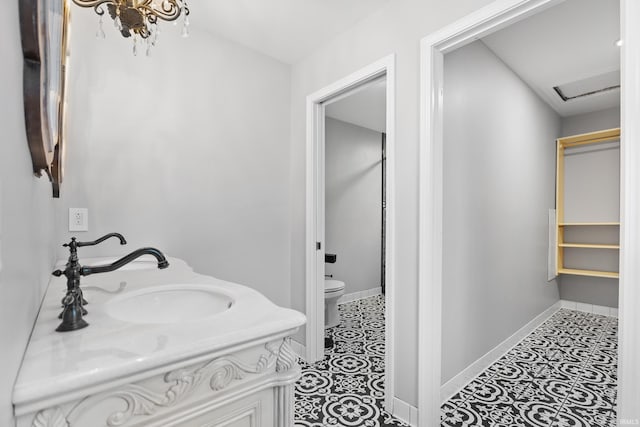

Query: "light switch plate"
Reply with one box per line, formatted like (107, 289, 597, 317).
(69, 208, 89, 232)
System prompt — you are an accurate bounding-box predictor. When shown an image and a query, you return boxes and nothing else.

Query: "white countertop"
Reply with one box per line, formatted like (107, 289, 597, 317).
(13, 256, 305, 413)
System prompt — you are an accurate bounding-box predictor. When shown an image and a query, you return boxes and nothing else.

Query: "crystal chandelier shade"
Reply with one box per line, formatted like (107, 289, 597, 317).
(72, 0, 190, 54)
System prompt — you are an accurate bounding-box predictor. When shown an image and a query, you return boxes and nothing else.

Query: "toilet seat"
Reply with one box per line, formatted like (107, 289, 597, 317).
(325, 279, 345, 293)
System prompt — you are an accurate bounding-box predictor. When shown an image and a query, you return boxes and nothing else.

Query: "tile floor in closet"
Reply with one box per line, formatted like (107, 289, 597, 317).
(441, 309, 618, 427)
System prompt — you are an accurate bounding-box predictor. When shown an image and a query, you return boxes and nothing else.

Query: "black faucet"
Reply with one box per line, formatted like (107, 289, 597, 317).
(52, 234, 169, 332)
(80, 247, 169, 275)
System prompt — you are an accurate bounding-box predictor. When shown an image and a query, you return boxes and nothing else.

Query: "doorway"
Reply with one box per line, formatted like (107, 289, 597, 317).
(305, 55, 396, 412)
(418, 0, 640, 426)
(323, 76, 386, 348)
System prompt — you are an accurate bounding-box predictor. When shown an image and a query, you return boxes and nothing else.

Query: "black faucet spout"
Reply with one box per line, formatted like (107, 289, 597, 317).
(81, 247, 169, 276)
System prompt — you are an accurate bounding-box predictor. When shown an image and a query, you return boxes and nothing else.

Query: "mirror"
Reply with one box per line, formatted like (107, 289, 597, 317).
(19, 0, 70, 197)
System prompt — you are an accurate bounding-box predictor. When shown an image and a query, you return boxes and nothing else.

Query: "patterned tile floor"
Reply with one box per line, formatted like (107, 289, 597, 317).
(441, 309, 618, 427)
(294, 295, 409, 427)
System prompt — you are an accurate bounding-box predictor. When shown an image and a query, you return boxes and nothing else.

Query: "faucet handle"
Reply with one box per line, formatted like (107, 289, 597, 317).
(62, 237, 77, 248)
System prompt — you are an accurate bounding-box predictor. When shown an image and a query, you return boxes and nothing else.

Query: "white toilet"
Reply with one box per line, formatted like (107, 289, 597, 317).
(324, 279, 346, 328)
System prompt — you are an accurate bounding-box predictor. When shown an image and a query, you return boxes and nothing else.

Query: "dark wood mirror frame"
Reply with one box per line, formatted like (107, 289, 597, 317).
(19, 0, 70, 198)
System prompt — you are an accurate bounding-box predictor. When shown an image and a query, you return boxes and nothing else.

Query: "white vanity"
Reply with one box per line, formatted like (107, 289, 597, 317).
(13, 257, 305, 427)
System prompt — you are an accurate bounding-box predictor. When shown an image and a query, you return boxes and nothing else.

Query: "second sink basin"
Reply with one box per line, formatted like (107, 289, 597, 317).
(105, 285, 234, 324)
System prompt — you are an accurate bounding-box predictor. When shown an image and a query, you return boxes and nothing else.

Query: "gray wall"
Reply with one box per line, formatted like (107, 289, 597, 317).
(559, 107, 621, 307)
(562, 107, 620, 137)
(0, 3, 57, 424)
(442, 41, 561, 383)
(325, 118, 382, 295)
(289, 0, 495, 404)
(57, 13, 293, 308)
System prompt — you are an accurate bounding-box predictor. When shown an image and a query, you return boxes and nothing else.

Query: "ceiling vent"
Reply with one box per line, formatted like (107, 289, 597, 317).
(553, 70, 620, 102)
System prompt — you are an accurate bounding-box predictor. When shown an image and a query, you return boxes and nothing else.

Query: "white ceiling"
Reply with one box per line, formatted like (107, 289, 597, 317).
(325, 78, 386, 133)
(482, 0, 620, 117)
(195, 0, 391, 64)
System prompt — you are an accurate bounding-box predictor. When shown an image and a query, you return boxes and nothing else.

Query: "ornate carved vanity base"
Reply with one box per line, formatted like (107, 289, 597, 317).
(17, 338, 299, 427)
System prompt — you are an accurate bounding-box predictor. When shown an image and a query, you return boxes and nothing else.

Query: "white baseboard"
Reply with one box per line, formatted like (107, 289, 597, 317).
(440, 301, 562, 403)
(290, 339, 307, 362)
(338, 287, 382, 305)
(392, 397, 418, 426)
(560, 299, 618, 318)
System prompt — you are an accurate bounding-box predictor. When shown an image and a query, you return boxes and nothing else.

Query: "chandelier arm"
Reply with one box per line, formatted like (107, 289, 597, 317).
(72, 0, 113, 9)
(137, 3, 183, 22)
(93, 3, 109, 16)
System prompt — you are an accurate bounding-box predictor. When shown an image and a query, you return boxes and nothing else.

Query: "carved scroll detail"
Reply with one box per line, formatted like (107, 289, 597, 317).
(32, 407, 68, 427)
(275, 338, 297, 372)
(74, 343, 282, 426)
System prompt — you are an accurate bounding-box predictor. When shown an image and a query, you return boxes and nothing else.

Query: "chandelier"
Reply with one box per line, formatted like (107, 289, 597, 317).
(71, 0, 190, 55)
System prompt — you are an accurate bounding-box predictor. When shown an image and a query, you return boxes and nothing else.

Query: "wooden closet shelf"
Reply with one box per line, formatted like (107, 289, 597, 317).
(558, 268, 619, 279)
(559, 222, 620, 226)
(559, 243, 620, 249)
(557, 128, 621, 147)
(555, 128, 621, 281)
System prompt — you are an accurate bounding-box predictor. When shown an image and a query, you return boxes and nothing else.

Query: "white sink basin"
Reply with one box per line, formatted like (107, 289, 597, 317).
(105, 285, 234, 324)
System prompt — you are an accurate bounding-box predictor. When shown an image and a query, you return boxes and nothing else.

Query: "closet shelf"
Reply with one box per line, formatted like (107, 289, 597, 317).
(559, 243, 620, 249)
(555, 127, 621, 280)
(558, 268, 619, 279)
(558, 128, 621, 147)
(558, 222, 620, 226)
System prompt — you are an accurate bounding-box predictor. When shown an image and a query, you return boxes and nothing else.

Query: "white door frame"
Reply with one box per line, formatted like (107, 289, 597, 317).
(418, 0, 640, 425)
(306, 54, 396, 411)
